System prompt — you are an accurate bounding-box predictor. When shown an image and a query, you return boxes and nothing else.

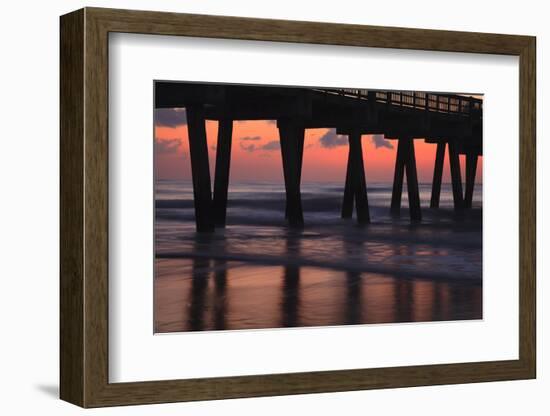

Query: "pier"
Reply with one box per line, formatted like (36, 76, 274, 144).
(155, 83, 482, 232)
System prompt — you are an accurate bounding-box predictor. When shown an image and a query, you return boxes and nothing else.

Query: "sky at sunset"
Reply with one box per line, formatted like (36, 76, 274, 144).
(154, 108, 482, 185)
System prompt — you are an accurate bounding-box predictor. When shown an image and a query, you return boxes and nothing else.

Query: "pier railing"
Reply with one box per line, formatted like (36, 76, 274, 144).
(315, 88, 482, 117)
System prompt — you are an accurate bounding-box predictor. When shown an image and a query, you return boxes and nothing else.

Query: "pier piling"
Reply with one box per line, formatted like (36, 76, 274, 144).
(278, 120, 305, 228)
(391, 137, 422, 222)
(213, 118, 233, 227)
(390, 137, 406, 215)
(348, 131, 370, 224)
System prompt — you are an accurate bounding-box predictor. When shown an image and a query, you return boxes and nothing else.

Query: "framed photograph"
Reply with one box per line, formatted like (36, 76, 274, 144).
(60, 7, 536, 408)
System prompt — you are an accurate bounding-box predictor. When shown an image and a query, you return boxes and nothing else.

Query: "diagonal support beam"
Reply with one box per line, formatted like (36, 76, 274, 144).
(213, 118, 233, 227)
(430, 141, 446, 208)
(448, 139, 464, 210)
(464, 152, 478, 209)
(186, 105, 214, 232)
(341, 146, 354, 218)
(404, 138, 422, 222)
(391, 138, 407, 215)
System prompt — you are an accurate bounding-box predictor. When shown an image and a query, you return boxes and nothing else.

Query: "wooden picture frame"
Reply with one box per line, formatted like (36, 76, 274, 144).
(60, 7, 536, 408)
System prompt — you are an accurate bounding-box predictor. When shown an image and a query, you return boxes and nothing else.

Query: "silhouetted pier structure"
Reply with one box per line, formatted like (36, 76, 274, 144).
(155, 82, 482, 232)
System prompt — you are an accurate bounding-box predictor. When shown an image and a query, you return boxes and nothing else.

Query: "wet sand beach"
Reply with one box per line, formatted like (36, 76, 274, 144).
(154, 181, 482, 333)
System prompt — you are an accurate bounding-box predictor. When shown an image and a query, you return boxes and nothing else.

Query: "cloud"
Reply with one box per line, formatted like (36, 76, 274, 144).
(240, 136, 261, 141)
(155, 138, 182, 154)
(239, 139, 280, 152)
(260, 140, 280, 151)
(318, 131, 393, 150)
(239, 142, 256, 152)
(154, 108, 187, 128)
(319, 129, 348, 148)
(371, 134, 394, 149)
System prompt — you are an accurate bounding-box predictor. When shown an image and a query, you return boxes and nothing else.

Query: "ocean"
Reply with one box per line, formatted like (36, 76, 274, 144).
(154, 180, 482, 332)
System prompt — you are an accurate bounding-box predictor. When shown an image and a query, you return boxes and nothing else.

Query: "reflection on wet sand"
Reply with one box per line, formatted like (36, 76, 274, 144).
(281, 232, 301, 327)
(154, 181, 483, 332)
(154, 231, 482, 333)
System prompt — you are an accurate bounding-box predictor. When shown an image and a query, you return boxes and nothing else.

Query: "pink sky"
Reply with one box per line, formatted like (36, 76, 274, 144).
(155, 117, 482, 185)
